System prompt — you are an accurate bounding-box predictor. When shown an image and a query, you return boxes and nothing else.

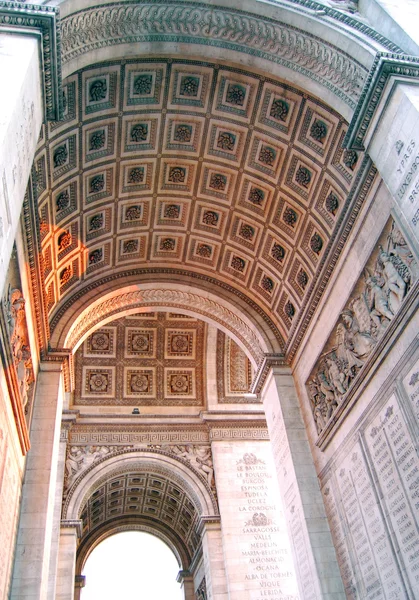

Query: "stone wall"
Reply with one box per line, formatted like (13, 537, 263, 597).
(0, 380, 25, 596)
(292, 177, 419, 598)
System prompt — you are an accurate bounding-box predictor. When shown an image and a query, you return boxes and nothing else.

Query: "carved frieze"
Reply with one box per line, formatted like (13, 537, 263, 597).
(2, 287, 35, 414)
(307, 219, 418, 436)
(64, 442, 216, 495)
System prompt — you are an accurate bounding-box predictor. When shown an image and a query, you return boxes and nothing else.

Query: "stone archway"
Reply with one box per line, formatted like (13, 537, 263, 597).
(59, 283, 279, 366)
(59, 448, 219, 598)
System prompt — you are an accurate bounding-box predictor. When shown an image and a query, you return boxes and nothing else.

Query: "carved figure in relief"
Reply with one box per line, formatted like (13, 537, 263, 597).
(6, 289, 28, 366)
(377, 248, 408, 313)
(317, 370, 338, 418)
(340, 310, 375, 359)
(65, 445, 113, 486)
(364, 276, 393, 331)
(307, 220, 416, 435)
(308, 379, 327, 434)
(65, 447, 84, 483)
(389, 226, 419, 280)
(170, 445, 214, 487)
(3, 287, 34, 409)
(326, 357, 347, 395)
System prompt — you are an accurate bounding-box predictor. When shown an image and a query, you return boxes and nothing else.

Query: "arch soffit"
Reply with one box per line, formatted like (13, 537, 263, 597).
(76, 517, 190, 572)
(63, 450, 219, 522)
(54, 282, 281, 365)
(56, 0, 396, 121)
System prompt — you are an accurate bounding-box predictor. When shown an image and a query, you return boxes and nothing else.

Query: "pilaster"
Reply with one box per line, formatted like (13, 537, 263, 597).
(262, 367, 345, 599)
(210, 430, 300, 600)
(177, 569, 196, 600)
(198, 518, 228, 600)
(56, 520, 82, 600)
(10, 363, 64, 599)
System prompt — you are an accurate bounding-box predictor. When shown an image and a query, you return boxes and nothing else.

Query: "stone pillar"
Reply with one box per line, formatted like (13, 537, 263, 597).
(48, 414, 78, 598)
(262, 367, 345, 600)
(10, 363, 64, 599)
(211, 432, 300, 600)
(177, 570, 196, 600)
(0, 32, 43, 295)
(56, 520, 82, 600)
(199, 518, 228, 600)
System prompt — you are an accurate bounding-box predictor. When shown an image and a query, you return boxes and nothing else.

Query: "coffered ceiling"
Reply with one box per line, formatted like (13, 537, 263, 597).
(74, 312, 207, 406)
(78, 469, 200, 563)
(34, 57, 367, 354)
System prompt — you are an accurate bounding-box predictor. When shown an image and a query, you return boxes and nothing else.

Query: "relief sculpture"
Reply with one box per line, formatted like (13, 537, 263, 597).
(168, 445, 214, 488)
(64, 443, 215, 491)
(65, 445, 132, 489)
(307, 221, 418, 434)
(3, 287, 35, 412)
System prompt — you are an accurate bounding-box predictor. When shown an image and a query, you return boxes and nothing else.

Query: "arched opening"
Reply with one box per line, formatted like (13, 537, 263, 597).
(81, 531, 183, 600)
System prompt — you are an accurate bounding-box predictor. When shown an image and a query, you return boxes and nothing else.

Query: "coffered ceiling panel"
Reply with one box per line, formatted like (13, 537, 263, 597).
(74, 312, 206, 406)
(35, 58, 365, 349)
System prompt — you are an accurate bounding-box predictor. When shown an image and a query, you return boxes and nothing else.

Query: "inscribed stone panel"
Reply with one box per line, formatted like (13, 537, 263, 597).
(212, 442, 299, 600)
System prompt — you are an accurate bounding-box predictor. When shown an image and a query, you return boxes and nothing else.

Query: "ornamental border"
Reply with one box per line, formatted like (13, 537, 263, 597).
(0, 1, 62, 121)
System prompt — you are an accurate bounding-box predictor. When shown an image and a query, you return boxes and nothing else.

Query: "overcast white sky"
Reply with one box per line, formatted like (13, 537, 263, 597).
(81, 531, 184, 600)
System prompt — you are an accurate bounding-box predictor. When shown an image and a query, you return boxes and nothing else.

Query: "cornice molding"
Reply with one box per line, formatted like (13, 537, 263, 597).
(345, 52, 419, 150)
(60, 0, 368, 110)
(251, 353, 286, 395)
(267, 0, 403, 54)
(0, 1, 63, 121)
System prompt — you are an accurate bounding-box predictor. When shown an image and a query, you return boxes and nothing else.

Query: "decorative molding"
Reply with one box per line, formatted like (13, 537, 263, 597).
(22, 187, 49, 363)
(65, 442, 216, 495)
(63, 449, 219, 517)
(60, 519, 82, 538)
(69, 425, 210, 445)
(286, 160, 378, 360)
(250, 353, 287, 395)
(0, 1, 62, 121)
(49, 268, 283, 354)
(267, 0, 403, 54)
(345, 53, 419, 150)
(65, 288, 266, 363)
(209, 423, 269, 441)
(216, 330, 258, 403)
(60, 1, 367, 109)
